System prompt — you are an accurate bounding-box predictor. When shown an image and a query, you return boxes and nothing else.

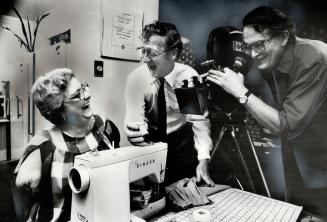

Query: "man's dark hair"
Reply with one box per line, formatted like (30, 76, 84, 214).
(141, 20, 183, 56)
(243, 6, 296, 41)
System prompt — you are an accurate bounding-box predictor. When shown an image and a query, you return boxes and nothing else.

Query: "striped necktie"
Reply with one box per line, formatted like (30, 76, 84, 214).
(157, 77, 167, 140)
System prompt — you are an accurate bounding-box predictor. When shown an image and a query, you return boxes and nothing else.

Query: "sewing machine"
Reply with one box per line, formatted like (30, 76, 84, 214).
(68, 142, 167, 222)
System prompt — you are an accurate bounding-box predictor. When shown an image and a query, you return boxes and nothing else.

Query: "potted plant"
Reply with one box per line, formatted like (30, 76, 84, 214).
(0, 6, 49, 52)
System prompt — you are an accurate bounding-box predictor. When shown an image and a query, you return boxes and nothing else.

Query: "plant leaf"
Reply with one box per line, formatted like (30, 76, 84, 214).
(39, 13, 50, 22)
(32, 12, 50, 51)
(0, 24, 29, 50)
(19, 40, 29, 51)
(27, 17, 33, 50)
(12, 6, 31, 51)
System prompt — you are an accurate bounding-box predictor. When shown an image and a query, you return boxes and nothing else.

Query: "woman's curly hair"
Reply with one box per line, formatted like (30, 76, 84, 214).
(31, 68, 74, 125)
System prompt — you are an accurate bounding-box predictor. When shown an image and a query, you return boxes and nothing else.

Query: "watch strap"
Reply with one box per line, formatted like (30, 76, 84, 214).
(239, 90, 252, 104)
(244, 90, 252, 98)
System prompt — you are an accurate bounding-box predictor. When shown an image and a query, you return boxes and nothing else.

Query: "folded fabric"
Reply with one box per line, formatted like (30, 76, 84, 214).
(165, 178, 212, 210)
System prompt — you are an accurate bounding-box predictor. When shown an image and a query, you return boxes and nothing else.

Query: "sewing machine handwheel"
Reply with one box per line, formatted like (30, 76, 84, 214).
(68, 165, 90, 194)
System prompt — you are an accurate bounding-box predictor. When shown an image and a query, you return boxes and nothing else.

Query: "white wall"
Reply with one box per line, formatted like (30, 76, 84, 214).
(0, 16, 30, 78)
(36, 0, 159, 146)
(0, 16, 32, 160)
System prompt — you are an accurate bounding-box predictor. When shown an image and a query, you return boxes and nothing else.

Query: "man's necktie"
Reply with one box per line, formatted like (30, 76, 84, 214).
(157, 77, 167, 140)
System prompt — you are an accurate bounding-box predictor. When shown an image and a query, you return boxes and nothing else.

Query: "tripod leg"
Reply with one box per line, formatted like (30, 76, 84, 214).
(226, 175, 244, 190)
(229, 127, 256, 192)
(210, 126, 227, 159)
(243, 123, 271, 197)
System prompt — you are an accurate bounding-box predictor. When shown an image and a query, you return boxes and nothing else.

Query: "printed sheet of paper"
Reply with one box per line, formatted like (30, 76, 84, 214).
(101, 9, 143, 61)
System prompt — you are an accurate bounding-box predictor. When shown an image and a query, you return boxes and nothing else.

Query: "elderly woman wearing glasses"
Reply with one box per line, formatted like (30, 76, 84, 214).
(13, 68, 120, 222)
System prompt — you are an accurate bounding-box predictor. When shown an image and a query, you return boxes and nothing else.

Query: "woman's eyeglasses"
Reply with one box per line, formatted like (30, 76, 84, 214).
(65, 83, 90, 101)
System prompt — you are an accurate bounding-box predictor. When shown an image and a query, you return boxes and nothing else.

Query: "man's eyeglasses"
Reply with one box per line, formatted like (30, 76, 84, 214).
(65, 83, 90, 101)
(136, 47, 169, 59)
(245, 36, 274, 52)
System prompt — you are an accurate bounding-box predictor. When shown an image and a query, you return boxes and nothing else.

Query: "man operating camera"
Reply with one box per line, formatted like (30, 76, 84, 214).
(208, 5, 327, 218)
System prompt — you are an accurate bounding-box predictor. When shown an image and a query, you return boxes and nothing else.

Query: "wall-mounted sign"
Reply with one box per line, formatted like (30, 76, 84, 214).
(101, 8, 143, 61)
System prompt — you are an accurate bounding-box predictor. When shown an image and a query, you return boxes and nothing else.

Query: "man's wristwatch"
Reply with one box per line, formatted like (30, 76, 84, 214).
(238, 90, 252, 104)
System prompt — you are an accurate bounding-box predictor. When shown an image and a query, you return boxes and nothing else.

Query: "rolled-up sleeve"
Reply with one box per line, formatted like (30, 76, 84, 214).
(279, 62, 327, 139)
(189, 111, 213, 160)
(124, 71, 146, 126)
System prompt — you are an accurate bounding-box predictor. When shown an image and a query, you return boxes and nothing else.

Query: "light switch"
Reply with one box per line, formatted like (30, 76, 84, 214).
(94, 60, 103, 77)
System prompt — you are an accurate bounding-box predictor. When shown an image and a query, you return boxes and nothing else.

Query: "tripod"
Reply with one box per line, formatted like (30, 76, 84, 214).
(174, 81, 271, 197)
(209, 113, 271, 197)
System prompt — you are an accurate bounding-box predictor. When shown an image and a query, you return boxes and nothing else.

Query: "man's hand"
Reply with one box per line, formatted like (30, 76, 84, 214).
(207, 67, 248, 98)
(196, 159, 214, 187)
(125, 122, 150, 146)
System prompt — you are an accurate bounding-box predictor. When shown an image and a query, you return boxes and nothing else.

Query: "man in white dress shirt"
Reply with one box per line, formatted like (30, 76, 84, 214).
(125, 21, 214, 185)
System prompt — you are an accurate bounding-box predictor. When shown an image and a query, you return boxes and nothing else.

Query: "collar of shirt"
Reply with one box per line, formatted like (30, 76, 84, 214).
(275, 37, 297, 75)
(150, 63, 178, 88)
(165, 66, 178, 87)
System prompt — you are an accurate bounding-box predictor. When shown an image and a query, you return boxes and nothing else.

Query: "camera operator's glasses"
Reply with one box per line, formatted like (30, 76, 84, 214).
(136, 47, 168, 59)
(65, 83, 90, 101)
(245, 36, 273, 52)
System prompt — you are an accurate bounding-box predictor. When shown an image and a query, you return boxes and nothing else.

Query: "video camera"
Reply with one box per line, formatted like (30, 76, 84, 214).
(175, 26, 253, 123)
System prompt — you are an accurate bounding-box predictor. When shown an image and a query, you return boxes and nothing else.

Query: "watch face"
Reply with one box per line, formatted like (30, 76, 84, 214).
(239, 96, 247, 104)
